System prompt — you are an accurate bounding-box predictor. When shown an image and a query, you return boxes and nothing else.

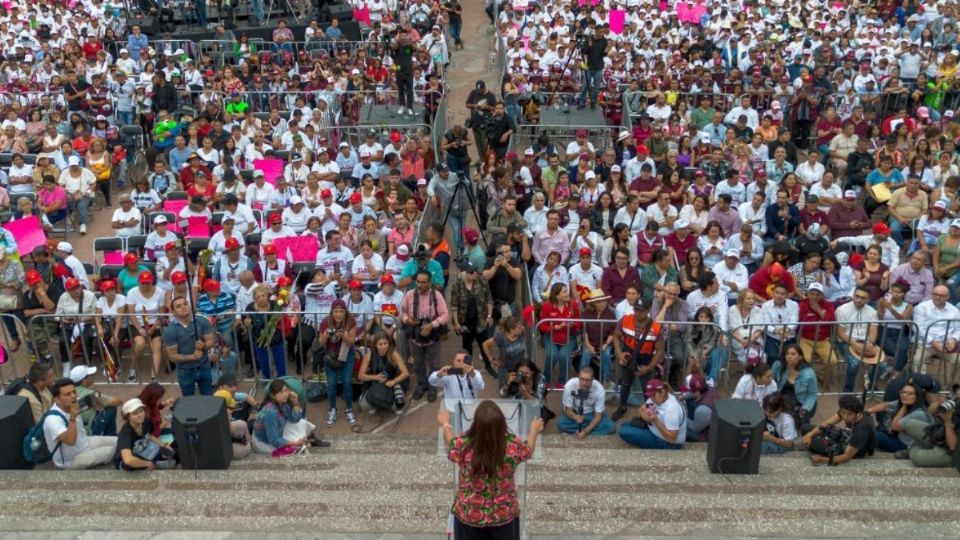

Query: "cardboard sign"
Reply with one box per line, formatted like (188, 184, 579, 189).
(253, 158, 284, 187)
(186, 216, 211, 238)
(103, 251, 124, 265)
(609, 10, 625, 34)
(2, 215, 46, 255)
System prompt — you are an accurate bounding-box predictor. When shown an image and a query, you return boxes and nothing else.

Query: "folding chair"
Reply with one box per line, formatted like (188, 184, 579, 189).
(93, 236, 125, 267)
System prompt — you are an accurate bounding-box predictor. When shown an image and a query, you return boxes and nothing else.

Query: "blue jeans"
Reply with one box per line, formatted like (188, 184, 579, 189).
(579, 345, 613, 383)
(177, 365, 214, 396)
(448, 213, 464, 255)
(195, 0, 207, 25)
(579, 69, 603, 105)
(255, 341, 286, 379)
(446, 153, 468, 176)
(68, 195, 91, 225)
(836, 342, 861, 393)
(251, 0, 264, 23)
(118, 111, 133, 126)
(947, 273, 960, 304)
(543, 336, 574, 386)
(762, 440, 791, 454)
(876, 430, 908, 453)
(557, 412, 616, 436)
(449, 23, 462, 43)
(619, 423, 682, 449)
(888, 217, 910, 246)
(879, 326, 910, 372)
(505, 104, 521, 126)
(764, 336, 795, 366)
(706, 346, 729, 382)
(217, 350, 238, 380)
(325, 348, 356, 410)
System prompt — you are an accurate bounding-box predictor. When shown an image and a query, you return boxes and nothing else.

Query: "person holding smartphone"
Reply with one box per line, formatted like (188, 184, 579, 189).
(428, 351, 485, 412)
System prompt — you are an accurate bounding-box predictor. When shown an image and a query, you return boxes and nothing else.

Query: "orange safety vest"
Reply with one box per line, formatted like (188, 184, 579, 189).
(432, 238, 451, 264)
(620, 315, 661, 354)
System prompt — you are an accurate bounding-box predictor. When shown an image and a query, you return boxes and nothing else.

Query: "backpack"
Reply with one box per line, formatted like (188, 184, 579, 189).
(23, 409, 67, 465)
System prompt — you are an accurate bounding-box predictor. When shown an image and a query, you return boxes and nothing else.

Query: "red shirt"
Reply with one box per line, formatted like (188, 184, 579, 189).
(537, 300, 582, 345)
(601, 265, 642, 303)
(665, 231, 697, 265)
(748, 266, 797, 301)
(798, 298, 836, 341)
(636, 232, 665, 264)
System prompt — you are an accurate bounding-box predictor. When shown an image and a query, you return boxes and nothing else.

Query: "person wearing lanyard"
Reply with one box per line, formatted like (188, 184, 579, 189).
(428, 352, 484, 412)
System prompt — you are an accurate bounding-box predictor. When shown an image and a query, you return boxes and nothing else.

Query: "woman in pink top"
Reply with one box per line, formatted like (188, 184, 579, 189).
(37, 175, 68, 224)
(440, 400, 542, 539)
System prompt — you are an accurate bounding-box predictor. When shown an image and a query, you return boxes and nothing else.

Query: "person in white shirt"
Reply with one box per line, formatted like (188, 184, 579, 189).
(7, 154, 34, 195)
(564, 130, 596, 169)
(760, 282, 799, 364)
(54, 242, 90, 289)
(43, 378, 117, 469)
(245, 170, 277, 211)
(144, 215, 178, 260)
(831, 223, 899, 269)
(911, 285, 960, 375)
(428, 351, 485, 412)
(737, 192, 768, 237)
(808, 172, 843, 213)
(261, 213, 295, 246)
(523, 192, 549, 236)
(315, 230, 355, 283)
(207, 217, 246, 256)
(281, 196, 311, 233)
(222, 195, 260, 236)
(557, 367, 615, 436)
(731, 363, 779, 406)
(645, 192, 679, 234)
(110, 194, 142, 238)
(723, 95, 760, 130)
(715, 172, 748, 209)
(835, 287, 880, 393)
(613, 196, 647, 236)
(568, 247, 604, 291)
(57, 155, 96, 234)
(712, 249, 749, 302)
(685, 271, 729, 331)
(618, 378, 687, 449)
(794, 151, 826, 187)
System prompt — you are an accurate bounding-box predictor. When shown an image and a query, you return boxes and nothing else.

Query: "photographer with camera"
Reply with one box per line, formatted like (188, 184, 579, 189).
(618, 378, 687, 449)
(901, 385, 959, 468)
(70, 366, 122, 437)
(558, 366, 615, 438)
(441, 124, 473, 176)
(403, 270, 450, 402)
(390, 28, 417, 116)
(429, 351, 484, 412)
(500, 359, 544, 400)
(577, 23, 612, 110)
(865, 381, 932, 456)
(802, 395, 877, 466)
(465, 81, 497, 158)
(358, 333, 410, 420)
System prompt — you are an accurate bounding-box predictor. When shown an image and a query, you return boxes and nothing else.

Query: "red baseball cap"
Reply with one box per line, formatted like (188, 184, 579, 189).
(98, 279, 117, 292)
(872, 222, 891, 235)
(171, 271, 187, 285)
(224, 237, 241, 250)
(579, 247, 593, 257)
(53, 264, 72, 278)
(123, 252, 139, 265)
(349, 192, 362, 204)
(380, 274, 395, 285)
(269, 213, 282, 224)
(164, 241, 178, 251)
(321, 188, 333, 198)
(64, 278, 81, 290)
(644, 379, 665, 397)
(348, 279, 362, 289)
(462, 227, 479, 244)
(25, 269, 42, 286)
(203, 278, 221, 292)
(138, 271, 155, 284)
(263, 244, 278, 255)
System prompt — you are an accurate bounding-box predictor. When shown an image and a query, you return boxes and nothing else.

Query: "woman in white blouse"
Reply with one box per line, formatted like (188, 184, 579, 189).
(678, 194, 710, 235)
(696, 220, 726, 268)
(731, 362, 778, 405)
(531, 251, 569, 304)
(728, 289, 764, 365)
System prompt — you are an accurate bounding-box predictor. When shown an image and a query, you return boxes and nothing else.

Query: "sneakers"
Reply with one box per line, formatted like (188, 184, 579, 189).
(62, 361, 72, 378)
(611, 406, 628, 422)
(127, 369, 137, 383)
(345, 409, 358, 427)
(894, 449, 911, 460)
(79, 224, 87, 234)
(326, 408, 338, 427)
(412, 386, 425, 400)
(427, 388, 437, 402)
(398, 106, 407, 115)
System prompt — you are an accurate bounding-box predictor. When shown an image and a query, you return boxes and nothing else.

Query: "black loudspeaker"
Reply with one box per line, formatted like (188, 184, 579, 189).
(706, 399, 764, 475)
(0, 396, 35, 470)
(320, 1, 354, 22)
(172, 396, 233, 470)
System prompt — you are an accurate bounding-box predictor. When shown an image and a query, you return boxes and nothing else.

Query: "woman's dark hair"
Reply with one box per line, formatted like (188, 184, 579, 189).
(651, 249, 670, 265)
(684, 247, 704, 272)
(515, 359, 540, 379)
(499, 314, 524, 334)
(693, 306, 714, 322)
(838, 395, 864, 414)
(746, 362, 771, 378)
(262, 379, 289, 408)
(781, 343, 809, 369)
(763, 392, 785, 412)
(463, 400, 508, 479)
(548, 282, 567, 303)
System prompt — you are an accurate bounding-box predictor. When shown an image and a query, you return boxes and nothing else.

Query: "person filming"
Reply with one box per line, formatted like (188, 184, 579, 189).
(439, 400, 543, 540)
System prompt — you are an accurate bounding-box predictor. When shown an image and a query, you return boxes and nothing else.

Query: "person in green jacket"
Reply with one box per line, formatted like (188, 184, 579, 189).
(639, 249, 679, 307)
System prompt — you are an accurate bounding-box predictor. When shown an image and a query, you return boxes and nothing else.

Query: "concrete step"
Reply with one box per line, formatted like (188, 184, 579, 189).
(0, 436, 958, 538)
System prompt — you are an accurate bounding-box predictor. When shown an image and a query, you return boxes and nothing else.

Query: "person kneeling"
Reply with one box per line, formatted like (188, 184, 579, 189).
(115, 398, 177, 470)
(802, 395, 876, 466)
(558, 367, 616, 438)
(252, 380, 323, 455)
(902, 386, 959, 468)
(358, 333, 410, 421)
(761, 393, 798, 455)
(618, 379, 686, 449)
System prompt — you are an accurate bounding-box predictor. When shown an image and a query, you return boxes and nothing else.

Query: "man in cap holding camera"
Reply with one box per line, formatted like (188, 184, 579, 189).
(398, 243, 445, 290)
(70, 365, 122, 437)
(402, 270, 450, 402)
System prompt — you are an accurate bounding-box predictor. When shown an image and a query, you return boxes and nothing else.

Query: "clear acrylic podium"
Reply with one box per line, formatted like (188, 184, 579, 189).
(436, 399, 543, 540)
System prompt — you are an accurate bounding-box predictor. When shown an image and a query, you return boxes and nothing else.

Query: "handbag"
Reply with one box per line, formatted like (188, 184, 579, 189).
(132, 438, 161, 461)
(0, 293, 21, 311)
(271, 444, 299, 458)
(364, 381, 395, 410)
(306, 381, 328, 403)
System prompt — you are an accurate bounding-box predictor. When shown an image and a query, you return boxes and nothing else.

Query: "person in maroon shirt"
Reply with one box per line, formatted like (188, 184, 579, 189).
(798, 194, 831, 237)
(827, 190, 870, 238)
(629, 163, 661, 209)
(796, 282, 837, 378)
(601, 246, 642, 303)
(636, 221, 666, 264)
(179, 153, 213, 192)
(664, 220, 696, 266)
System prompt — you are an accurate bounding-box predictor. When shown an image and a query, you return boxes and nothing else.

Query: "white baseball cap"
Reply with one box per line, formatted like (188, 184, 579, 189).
(68, 365, 97, 384)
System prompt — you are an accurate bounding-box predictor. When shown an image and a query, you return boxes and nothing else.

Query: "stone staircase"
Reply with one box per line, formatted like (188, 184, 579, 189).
(0, 435, 958, 539)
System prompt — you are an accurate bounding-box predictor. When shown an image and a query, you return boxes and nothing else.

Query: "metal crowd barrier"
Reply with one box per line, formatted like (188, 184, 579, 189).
(916, 318, 960, 386)
(25, 309, 395, 387)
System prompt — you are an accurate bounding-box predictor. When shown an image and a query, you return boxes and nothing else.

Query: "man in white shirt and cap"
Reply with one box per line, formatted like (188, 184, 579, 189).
(911, 285, 960, 375)
(54, 242, 90, 289)
(712, 249, 749, 302)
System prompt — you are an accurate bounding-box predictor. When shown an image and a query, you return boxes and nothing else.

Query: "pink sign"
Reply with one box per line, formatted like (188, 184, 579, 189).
(289, 236, 319, 262)
(3, 215, 46, 255)
(163, 200, 188, 214)
(353, 6, 371, 26)
(271, 236, 296, 261)
(609, 10, 626, 34)
(103, 251, 123, 265)
(253, 159, 284, 187)
(186, 216, 211, 238)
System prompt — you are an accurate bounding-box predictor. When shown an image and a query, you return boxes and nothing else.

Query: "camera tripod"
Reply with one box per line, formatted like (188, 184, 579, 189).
(265, 0, 302, 23)
(437, 173, 487, 257)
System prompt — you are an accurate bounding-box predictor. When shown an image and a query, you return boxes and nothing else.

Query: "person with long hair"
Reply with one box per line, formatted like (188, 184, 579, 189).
(357, 332, 409, 419)
(760, 393, 798, 455)
(137, 382, 174, 439)
(114, 398, 177, 470)
(865, 381, 930, 455)
(317, 298, 359, 428)
(771, 344, 819, 423)
(439, 400, 543, 540)
(731, 362, 778, 406)
(252, 379, 323, 454)
(537, 282, 581, 386)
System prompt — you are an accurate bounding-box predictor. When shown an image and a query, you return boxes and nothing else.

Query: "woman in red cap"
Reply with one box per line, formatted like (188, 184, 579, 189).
(95, 279, 127, 380)
(116, 252, 150, 294)
(254, 243, 293, 289)
(54, 277, 98, 373)
(127, 271, 165, 382)
(156, 241, 191, 293)
(163, 271, 192, 313)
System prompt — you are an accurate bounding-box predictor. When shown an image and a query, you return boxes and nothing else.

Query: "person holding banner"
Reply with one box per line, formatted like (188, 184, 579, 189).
(440, 400, 542, 540)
